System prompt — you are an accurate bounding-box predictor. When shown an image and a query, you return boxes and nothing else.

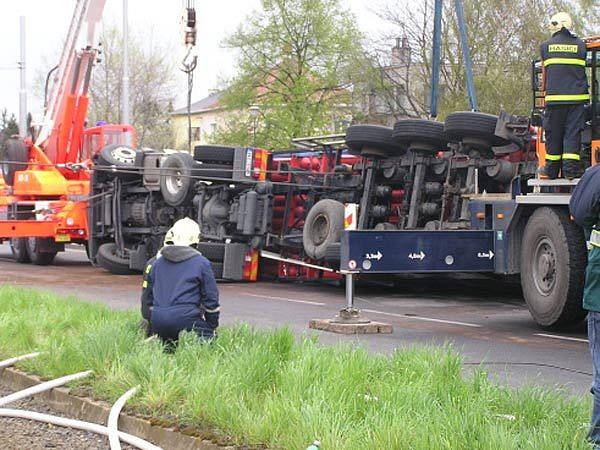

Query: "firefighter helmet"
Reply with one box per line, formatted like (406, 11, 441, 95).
(549, 12, 572, 33)
(164, 217, 201, 247)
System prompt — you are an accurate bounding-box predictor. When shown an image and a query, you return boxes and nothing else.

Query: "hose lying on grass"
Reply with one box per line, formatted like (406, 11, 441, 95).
(0, 408, 162, 450)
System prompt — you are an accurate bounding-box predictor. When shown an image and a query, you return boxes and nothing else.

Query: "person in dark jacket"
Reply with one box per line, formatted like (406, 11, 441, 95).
(539, 12, 589, 180)
(570, 165, 600, 448)
(140, 217, 220, 344)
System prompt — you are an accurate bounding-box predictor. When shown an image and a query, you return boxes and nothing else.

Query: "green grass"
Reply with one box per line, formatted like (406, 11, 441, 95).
(0, 285, 591, 449)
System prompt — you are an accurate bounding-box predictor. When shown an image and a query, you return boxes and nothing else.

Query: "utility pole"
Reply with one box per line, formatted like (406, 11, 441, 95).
(18, 16, 27, 137)
(121, 0, 130, 125)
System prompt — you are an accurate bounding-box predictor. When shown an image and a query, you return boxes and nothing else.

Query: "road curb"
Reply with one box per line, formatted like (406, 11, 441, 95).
(0, 366, 232, 450)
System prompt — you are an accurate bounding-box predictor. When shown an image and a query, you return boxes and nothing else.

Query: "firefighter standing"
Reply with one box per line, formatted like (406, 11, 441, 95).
(141, 217, 220, 344)
(570, 165, 600, 446)
(540, 12, 589, 180)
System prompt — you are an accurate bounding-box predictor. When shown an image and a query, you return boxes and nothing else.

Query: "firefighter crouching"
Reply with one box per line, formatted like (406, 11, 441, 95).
(540, 12, 589, 180)
(141, 217, 220, 344)
(570, 165, 600, 446)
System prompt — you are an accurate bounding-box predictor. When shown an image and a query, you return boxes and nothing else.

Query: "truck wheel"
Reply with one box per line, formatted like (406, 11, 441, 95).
(96, 144, 140, 167)
(193, 146, 235, 164)
(9, 238, 30, 263)
(160, 153, 196, 206)
(345, 125, 405, 157)
(1, 139, 28, 185)
(444, 112, 510, 147)
(303, 199, 345, 260)
(96, 242, 134, 275)
(323, 243, 341, 263)
(520, 207, 587, 328)
(26, 238, 57, 266)
(392, 119, 447, 152)
(197, 242, 225, 262)
(196, 163, 233, 179)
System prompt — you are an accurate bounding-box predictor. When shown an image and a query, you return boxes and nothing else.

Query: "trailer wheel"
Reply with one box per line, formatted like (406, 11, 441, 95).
(303, 199, 345, 260)
(96, 242, 135, 275)
(197, 242, 225, 262)
(9, 238, 30, 263)
(1, 139, 28, 185)
(97, 144, 140, 167)
(520, 207, 587, 328)
(160, 153, 196, 207)
(444, 112, 510, 147)
(392, 119, 447, 152)
(345, 125, 405, 157)
(25, 238, 57, 266)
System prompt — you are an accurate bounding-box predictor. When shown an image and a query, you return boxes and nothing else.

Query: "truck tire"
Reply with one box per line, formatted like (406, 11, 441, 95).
(196, 163, 233, 179)
(323, 243, 341, 263)
(1, 139, 28, 185)
(392, 119, 447, 151)
(193, 146, 235, 164)
(210, 262, 224, 279)
(444, 112, 510, 147)
(96, 242, 134, 275)
(345, 125, 405, 157)
(520, 207, 587, 328)
(26, 238, 57, 266)
(303, 199, 345, 260)
(160, 153, 196, 207)
(197, 242, 225, 262)
(10, 238, 30, 263)
(96, 144, 140, 167)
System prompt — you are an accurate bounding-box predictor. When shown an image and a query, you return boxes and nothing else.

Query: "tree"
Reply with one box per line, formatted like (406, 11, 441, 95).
(365, 0, 585, 120)
(0, 109, 19, 147)
(212, 0, 364, 149)
(88, 25, 177, 149)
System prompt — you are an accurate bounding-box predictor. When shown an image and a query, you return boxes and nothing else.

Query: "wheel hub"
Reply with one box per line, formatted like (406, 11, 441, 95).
(533, 238, 556, 296)
(312, 214, 330, 246)
(110, 147, 136, 165)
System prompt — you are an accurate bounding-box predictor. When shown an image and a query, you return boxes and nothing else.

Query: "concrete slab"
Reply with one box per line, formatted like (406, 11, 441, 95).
(308, 319, 393, 334)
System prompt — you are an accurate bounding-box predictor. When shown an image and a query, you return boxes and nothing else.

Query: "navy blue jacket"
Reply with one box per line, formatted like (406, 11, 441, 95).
(570, 165, 600, 231)
(141, 245, 220, 339)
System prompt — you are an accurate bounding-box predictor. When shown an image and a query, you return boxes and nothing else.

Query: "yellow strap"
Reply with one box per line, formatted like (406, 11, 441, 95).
(543, 58, 586, 67)
(145, 264, 152, 274)
(142, 280, 148, 288)
(545, 93, 590, 102)
(545, 154, 562, 161)
(562, 153, 580, 161)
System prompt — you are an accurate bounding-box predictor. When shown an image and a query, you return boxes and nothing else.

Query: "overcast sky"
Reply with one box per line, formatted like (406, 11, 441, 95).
(0, 0, 395, 118)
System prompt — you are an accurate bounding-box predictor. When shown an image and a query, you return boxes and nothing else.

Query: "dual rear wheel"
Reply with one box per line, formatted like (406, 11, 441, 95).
(9, 237, 57, 265)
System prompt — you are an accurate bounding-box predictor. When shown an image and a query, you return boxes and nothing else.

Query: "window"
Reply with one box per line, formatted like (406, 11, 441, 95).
(210, 122, 217, 134)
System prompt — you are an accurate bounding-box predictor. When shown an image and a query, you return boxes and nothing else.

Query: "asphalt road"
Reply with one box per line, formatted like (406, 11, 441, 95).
(0, 243, 592, 396)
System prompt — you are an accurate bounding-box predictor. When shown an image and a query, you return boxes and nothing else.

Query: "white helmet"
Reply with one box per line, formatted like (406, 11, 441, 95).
(549, 12, 572, 33)
(164, 217, 200, 247)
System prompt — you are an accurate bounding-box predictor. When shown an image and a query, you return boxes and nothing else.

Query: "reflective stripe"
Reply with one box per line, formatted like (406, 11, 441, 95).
(545, 154, 562, 161)
(543, 58, 586, 67)
(205, 307, 220, 313)
(562, 153, 580, 161)
(591, 230, 600, 248)
(142, 280, 148, 288)
(145, 264, 152, 274)
(545, 93, 590, 102)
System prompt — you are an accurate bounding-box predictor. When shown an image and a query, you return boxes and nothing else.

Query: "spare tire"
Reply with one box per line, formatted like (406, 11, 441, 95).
(96, 144, 141, 167)
(96, 242, 135, 275)
(160, 152, 197, 207)
(323, 243, 341, 263)
(345, 125, 405, 158)
(444, 112, 510, 147)
(196, 163, 233, 180)
(392, 119, 447, 152)
(193, 145, 235, 164)
(303, 199, 345, 260)
(1, 139, 28, 185)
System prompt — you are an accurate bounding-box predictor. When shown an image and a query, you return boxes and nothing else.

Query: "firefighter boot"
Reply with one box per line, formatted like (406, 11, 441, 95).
(562, 160, 583, 180)
(539, 162, 561, 179)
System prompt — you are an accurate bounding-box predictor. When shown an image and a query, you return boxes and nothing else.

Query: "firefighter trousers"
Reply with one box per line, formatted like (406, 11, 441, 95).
(543, 103, 586, 163)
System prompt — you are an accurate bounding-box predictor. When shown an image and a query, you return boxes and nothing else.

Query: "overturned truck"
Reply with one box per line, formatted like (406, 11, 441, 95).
(88, 105, 600, 329)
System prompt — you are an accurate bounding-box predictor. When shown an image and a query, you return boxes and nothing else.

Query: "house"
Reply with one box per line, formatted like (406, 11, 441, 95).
(170, 91, 227, 149)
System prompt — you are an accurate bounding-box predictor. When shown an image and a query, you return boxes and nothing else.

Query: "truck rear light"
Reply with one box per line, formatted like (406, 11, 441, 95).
(242, 249, 259, 281)
(252, 149, 268, 181)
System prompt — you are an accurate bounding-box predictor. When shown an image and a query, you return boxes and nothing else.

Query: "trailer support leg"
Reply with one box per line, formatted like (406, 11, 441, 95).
(308, 272, 393, 334)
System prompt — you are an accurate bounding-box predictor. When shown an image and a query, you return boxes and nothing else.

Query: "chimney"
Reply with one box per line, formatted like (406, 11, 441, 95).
(391, 36, 411, 67)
